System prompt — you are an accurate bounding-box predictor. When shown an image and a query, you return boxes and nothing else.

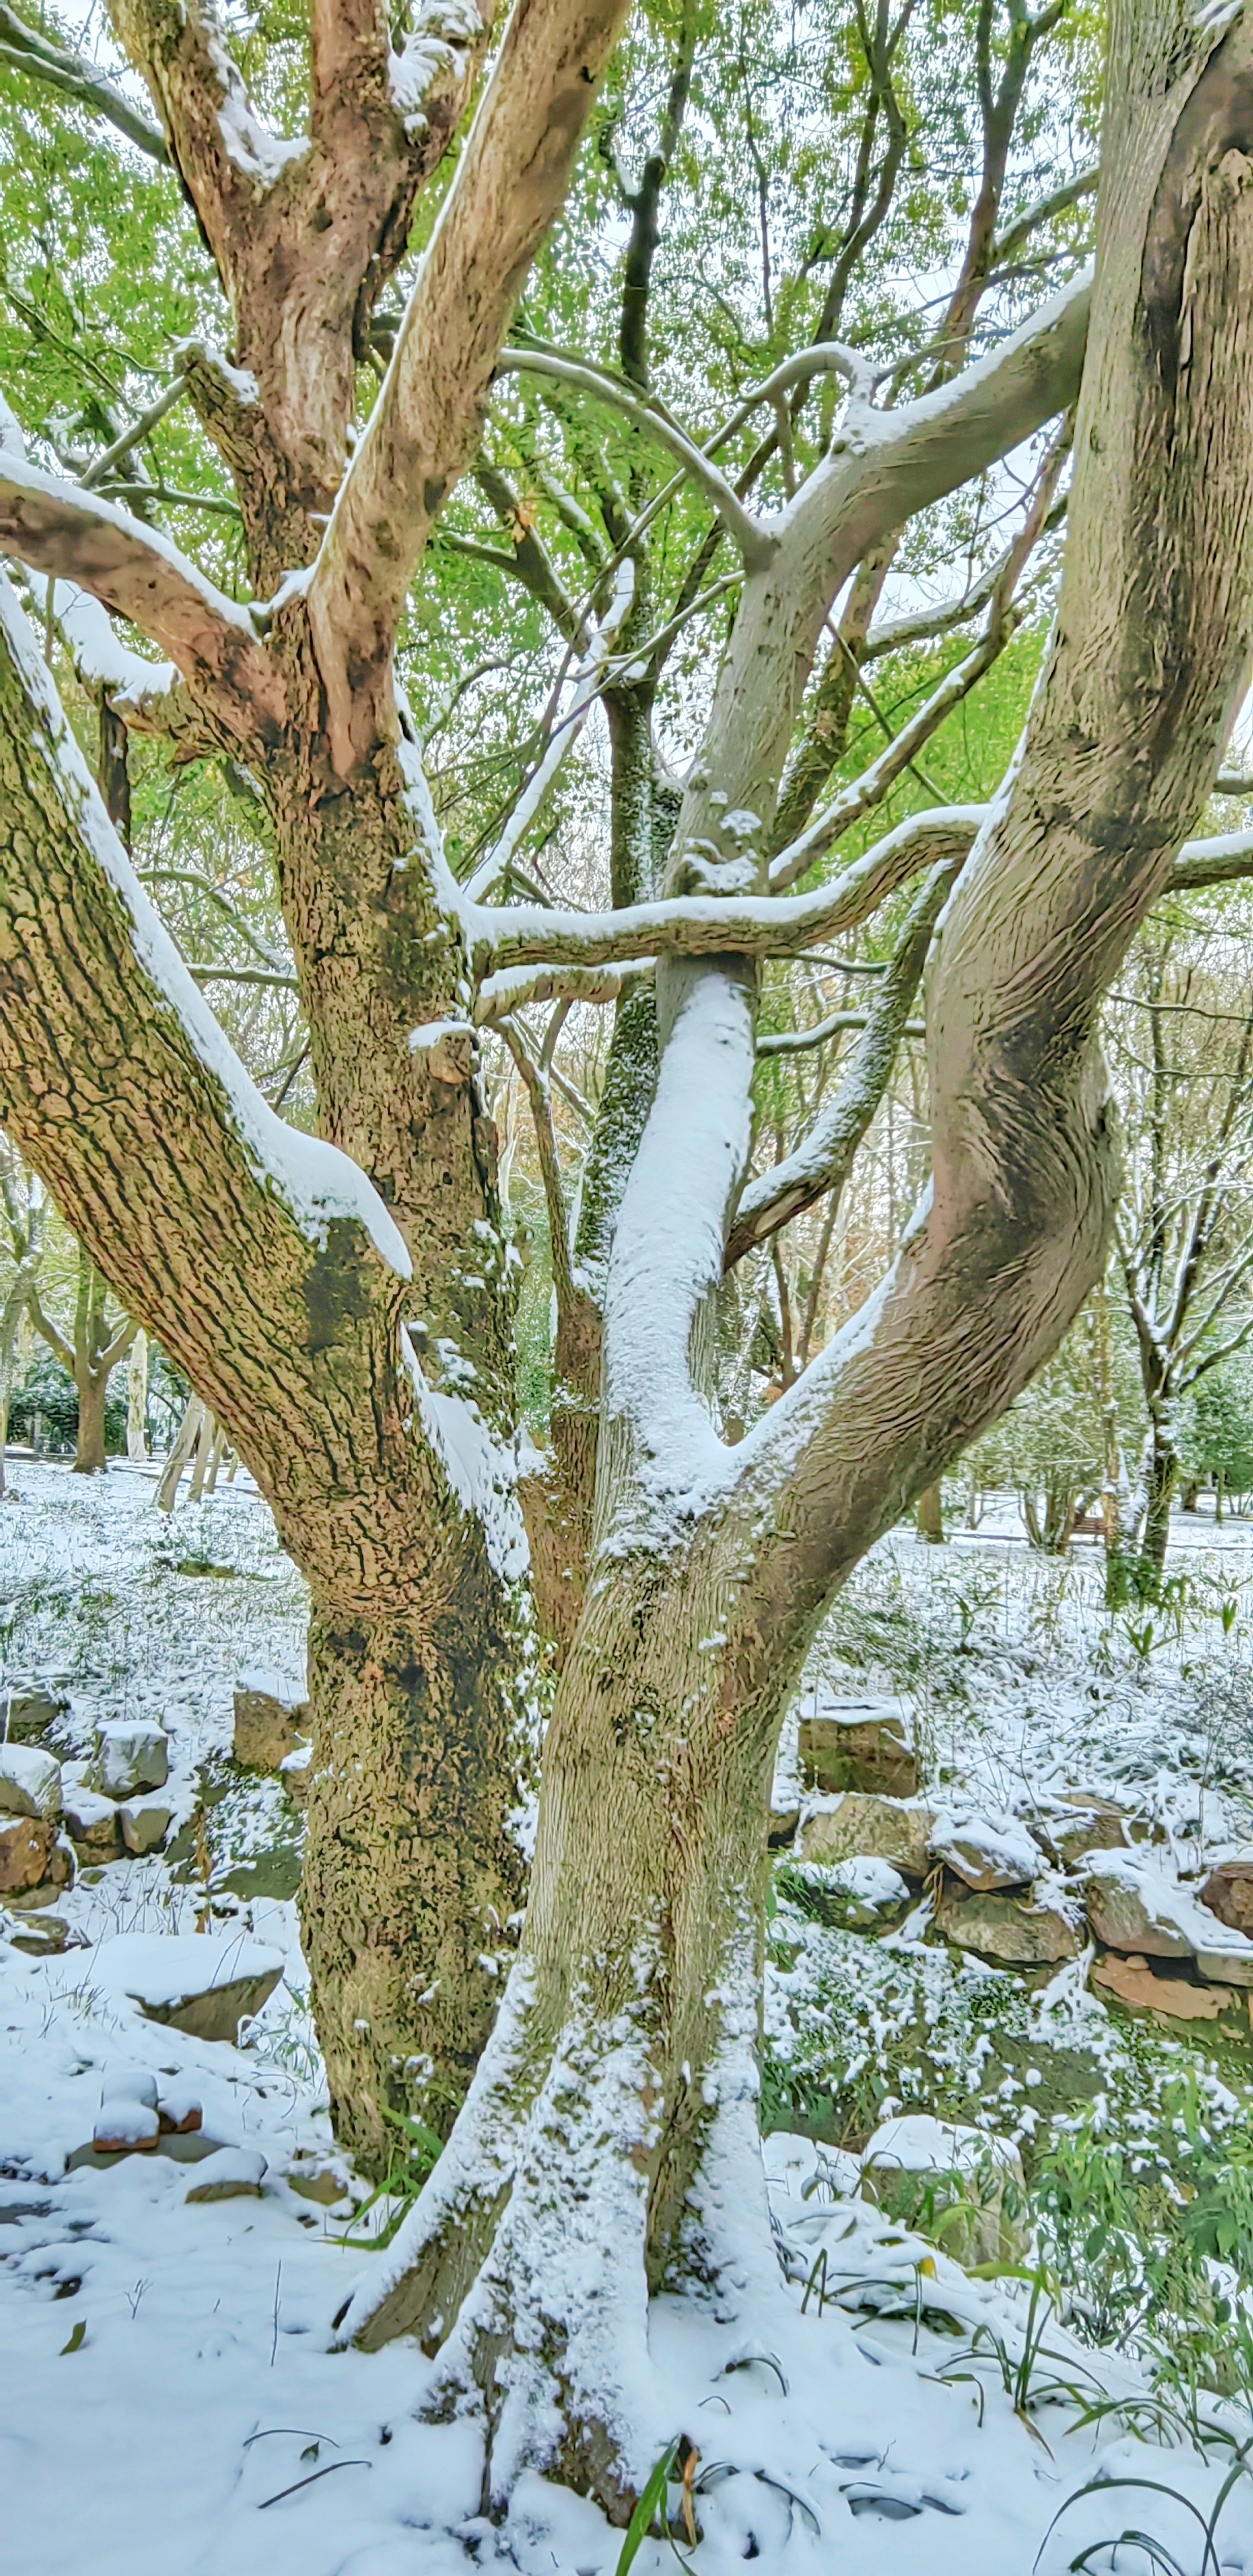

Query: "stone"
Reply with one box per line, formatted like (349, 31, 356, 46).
(94, 1932, 285, 2044)
(860, 2115, 1030, 2267)
(286, 2161, 347, 2206)
(936, 1881, 1082, 1965)
(3, 1682, 68, 1743)
(0, 1743, 62, 1821)
(1093, 1953, 1242, 2023)
(7, 1839, 74, 1906)
(1036, 1796, 1131, 1868)
(0, 1812, 54, 1893)
(1082, 1853, 1195, 1959)
(796, 1694, 919, 1799)
(1199, 1856, 1253, 1937)
(64, 1787, 122, 1857)
(157, 2081, 202, 2136)
(119, 1795, 175, 1856)
(788, 1854, 911, 1929)
(7, 1913, 70, 1957)
(234, 1672, 311, 1773)
(279, 1742, 313, 1808)
(96, 1720, 169, 1799)
(928, 1808, 1041, 1892)
(800, 1793, 936, 1880)
(184, 2146, 267, 2202)
(767, 1800, 800, 1849)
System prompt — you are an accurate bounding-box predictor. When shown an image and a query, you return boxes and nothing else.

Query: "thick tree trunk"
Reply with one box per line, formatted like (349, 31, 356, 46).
(344, 1543, 786, 2513)
(73, 1370, 108, 1473)
(302, 1566, 534, 2170)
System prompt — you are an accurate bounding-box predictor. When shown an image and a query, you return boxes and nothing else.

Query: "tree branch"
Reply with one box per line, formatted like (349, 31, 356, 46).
(724, 857, 956, 1265)
(307, 0, 636, 766)
(0, 567, 413, 1503)
(0, 3, 169, 160)
(0, 455, 284, 742)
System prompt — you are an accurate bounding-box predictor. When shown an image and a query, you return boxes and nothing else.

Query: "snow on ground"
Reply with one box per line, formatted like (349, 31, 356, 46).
(5, 1464, 1253, 2571)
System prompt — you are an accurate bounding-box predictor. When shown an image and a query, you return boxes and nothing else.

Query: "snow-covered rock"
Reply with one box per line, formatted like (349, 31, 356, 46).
(92, 1932, 285, 2042)
(928, 1805, 1040, 1891)
(1199, 1852, 1253, 1935)
(94, 2070, 159, 2153)
(95, 1718, 169, 1798)
(0, 1743, 62, 1822)
(1092, 1952, 1243, 2022)
(119, 1793, 175, 1855)
(1035, 1793, 1132, 1867)
(797, 1692, 918, 1797)
(63, 1785, 121, 1856)
(1, 1678, 68, 1742)
(1083, 1851, 1253, 1985)
(800, 1791, 936, 1878)
(184, 2146, 267, 2202)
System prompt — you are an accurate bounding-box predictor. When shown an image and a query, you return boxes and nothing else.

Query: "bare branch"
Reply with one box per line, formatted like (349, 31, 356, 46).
(475, 959, 652, 1025)
(494, 351, 773, 567)
(990, 163, 1099, 272)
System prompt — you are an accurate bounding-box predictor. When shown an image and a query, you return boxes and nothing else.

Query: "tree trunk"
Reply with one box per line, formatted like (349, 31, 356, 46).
(157, 1394, 203, 1510)
(343, 1547, 786, 2514)
(1138, 1425, 1177, 1588)
(73, 1369, 108, 1473)
(916, 1478, 944, 1540)
(302, 1552, 534, 2170)
(126, 1328, 148, 1460)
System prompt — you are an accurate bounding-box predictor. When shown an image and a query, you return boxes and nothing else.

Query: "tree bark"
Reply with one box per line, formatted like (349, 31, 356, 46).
(74, 1369, 109, 1474)
(916, 1479, 944, 1540)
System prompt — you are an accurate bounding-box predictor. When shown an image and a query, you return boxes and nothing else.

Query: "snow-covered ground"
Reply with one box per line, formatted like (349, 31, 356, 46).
(5, 1463, 1253, 2573)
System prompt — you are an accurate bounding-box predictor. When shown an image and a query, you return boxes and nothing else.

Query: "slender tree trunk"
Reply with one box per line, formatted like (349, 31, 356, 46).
(127, 1328, 148, 1460)
(73, 1369, 108, 1473)
(1138, 1419, 1177, 1588)
(157, 1394, 203, 1510)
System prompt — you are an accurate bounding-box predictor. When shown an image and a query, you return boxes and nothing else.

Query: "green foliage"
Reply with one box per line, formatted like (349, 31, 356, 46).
(8, 1348, 126, 1451)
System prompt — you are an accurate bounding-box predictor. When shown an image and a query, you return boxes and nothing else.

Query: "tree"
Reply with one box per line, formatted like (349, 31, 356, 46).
(2, 0, 1253, 2518)
(1109, 908, 1253, 1587)
(0, 1143, 46, 1494)
(30, 1240, 137, 1471)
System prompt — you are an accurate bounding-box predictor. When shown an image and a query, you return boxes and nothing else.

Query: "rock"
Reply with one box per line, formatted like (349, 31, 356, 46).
(860, 2115, 1029, 2267)
(94, 2074, 159, 2153)
(7, 1839, 75, 1906)
(1199, 1856, 1253, 1937)
(7, 1913, 70, 1956)
(279, 1741, 313, 1809)
(936, 1881, 1082, 1965)
(1093, 1953, 1242, 2023)
(234, 1672, 311, 1773)
(96, 1720, 169, 1798)
(0, 1812, 55, 1893)
(119, 1795, 175, 1856)
(800, 1793, 936, 1879)
(1082, 1853, 1196, 1959)
(64, 1787, 122, 1857)
(0, 1744, 62, 1821)
(1036, 1796, 1131, 1868)
(796, 1694, 919, 1799)
(767, 1800, 800, 1849)
(93, 1932, 285, 2043)
(157, 2081, 202, 2136)
(286, 2160, 347, 2206)
(2, 1681, 68, 1743)
(928, 1807, 1040, 1892)
(185, 2146, 267, 2203)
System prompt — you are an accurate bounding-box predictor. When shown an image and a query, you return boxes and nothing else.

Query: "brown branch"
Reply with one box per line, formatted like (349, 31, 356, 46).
(308, 0, 634, 768)
(0, 460, 285, 742)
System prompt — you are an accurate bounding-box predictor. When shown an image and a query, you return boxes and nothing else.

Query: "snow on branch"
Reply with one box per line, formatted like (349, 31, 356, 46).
(0, 450, 283, 741)
(465, 558, 635, 901)
(467, 806, 986, 977)
(0, 1, 169, 161)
